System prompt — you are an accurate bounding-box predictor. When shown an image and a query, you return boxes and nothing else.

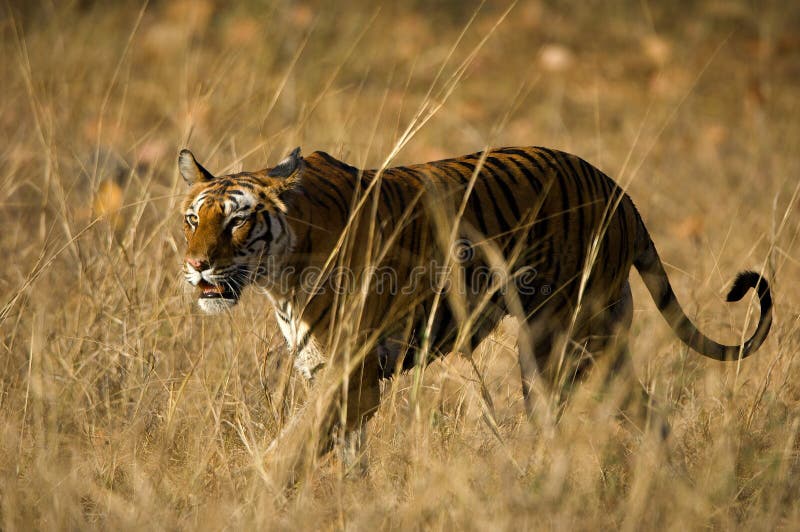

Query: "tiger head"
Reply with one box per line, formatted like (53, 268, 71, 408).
(179, 148, 301, 313)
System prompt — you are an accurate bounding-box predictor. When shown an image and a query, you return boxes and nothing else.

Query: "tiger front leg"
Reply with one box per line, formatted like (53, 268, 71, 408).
(262, 354, 381, 488)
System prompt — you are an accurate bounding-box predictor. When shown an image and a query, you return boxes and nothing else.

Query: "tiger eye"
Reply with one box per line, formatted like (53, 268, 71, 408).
(231, 215, 249, 229)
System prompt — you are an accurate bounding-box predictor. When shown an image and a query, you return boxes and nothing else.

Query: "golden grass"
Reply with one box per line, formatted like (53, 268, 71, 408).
(1, 1, 799, 529)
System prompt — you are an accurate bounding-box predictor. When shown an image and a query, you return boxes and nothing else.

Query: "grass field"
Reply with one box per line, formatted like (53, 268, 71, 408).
(1, 1, 799, 529)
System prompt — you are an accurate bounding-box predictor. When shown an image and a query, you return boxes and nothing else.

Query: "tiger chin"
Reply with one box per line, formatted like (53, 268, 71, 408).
(178, 144, 772, 465)
(196, 284, 240, 313)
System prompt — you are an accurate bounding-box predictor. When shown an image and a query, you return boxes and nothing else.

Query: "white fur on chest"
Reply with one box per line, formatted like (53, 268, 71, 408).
(267, 295, 326, 380)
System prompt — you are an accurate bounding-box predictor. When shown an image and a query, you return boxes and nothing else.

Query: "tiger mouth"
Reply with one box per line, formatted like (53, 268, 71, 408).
(197, 279, 240, 301)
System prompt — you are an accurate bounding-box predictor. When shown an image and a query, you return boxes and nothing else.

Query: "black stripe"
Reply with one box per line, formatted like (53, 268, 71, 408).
(578, 159, 600, 207)
(530, 149, 569, 237)
(457, 159, 512, 232)
(558, 155, 588, 263)
(296, 331, 312, 352)
(487, 156, 518, 185)
(450, 161, 489, 235)
(502, 148, 548, 178)
(260, 212, 273, 248)
(307, 306, 331, 338)
(235, 182, 255, 191)
(311, 172, 351, 214)
(505, 156, 542, 195)
(436, 162, 469, 184)
(378, 177, 397, 218)
(480, 170, 513, 234)
(484, 160, 522, 221)
(392, 167, 425, 185)
(313, 151, 360, 176)
(295, 187, 325, 209)
(306, 179, 348, 222)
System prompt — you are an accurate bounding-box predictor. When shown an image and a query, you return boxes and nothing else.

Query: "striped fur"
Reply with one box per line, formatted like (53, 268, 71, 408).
(180, 146, 772, 448)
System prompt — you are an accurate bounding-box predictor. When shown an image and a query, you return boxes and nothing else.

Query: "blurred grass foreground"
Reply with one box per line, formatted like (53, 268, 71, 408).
(1, 0, 799, 529)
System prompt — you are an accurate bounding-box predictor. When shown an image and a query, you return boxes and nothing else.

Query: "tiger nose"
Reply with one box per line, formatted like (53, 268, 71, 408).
(186, 257, 209, 271)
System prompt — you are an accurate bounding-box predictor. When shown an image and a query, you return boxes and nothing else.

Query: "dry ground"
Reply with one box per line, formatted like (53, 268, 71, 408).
(1, 1, 799, 529)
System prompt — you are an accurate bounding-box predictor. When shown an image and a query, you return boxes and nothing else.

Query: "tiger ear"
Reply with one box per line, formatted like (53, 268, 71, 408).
(268, 147, 302, 178)
(178, 149, 215, 185)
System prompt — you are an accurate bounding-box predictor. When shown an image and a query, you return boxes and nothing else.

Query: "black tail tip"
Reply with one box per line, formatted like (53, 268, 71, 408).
(726, 271, 765, 302)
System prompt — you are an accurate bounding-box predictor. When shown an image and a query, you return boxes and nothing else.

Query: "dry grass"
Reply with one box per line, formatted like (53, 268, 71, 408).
(1, 0, 799, 529)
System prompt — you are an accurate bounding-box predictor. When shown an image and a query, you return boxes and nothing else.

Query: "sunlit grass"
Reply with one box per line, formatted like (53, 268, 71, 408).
(0, 1, 798, 529)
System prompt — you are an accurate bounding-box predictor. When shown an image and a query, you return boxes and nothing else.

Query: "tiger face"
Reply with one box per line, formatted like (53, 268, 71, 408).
(179, 149, 296, 314)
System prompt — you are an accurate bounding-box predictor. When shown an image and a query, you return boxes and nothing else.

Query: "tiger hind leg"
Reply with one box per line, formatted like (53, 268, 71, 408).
(587, 281, 669, 439)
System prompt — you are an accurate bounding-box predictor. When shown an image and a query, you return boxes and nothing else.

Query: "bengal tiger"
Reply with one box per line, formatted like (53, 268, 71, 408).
(179, 146, 772, 456)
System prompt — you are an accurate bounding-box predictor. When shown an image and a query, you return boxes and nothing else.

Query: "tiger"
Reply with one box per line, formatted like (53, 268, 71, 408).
(179, 145, 772, 456)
